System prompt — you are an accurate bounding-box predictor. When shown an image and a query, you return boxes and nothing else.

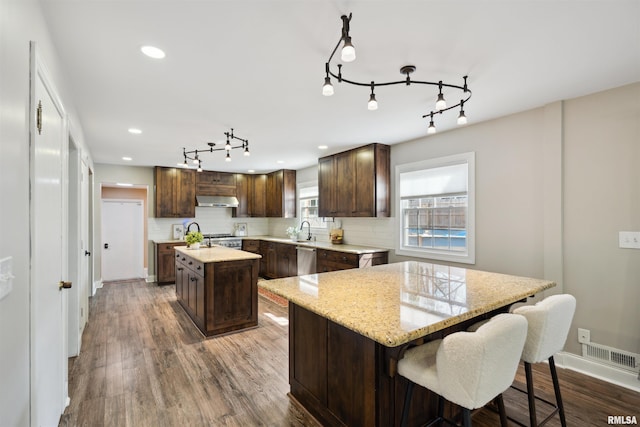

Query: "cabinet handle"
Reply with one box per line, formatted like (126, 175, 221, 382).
(197, 266, 201, 270)
(188, 261, 193, 265)
(190, 277, 196, 282)
(342, 256, 347, 261)
(176, 254, 180, 258)
(177, 267, 183, 271)
(182, 257, 186, 261)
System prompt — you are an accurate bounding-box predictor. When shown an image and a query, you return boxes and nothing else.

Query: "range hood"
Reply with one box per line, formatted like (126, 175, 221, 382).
(196, 195, 239, 208)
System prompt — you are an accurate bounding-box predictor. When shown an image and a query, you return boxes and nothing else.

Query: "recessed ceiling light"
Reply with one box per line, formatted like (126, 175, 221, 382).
(128, 128, 142, 134)
(116, 183, 133, 187)
(277, 160, 284, 164)
(140, 45, 165, 59)
(122, 156, 132, 161)
(318, 145, 329, 150)
(248, 169, 255, 173)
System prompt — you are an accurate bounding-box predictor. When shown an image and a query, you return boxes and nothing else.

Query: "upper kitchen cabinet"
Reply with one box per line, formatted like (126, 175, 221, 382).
(233, 173, 267, 218)
(318, 143, 390, 218)
(155, 166, 196, 218)
(266, 169, 296, 218)
(195, 171, 236, 196)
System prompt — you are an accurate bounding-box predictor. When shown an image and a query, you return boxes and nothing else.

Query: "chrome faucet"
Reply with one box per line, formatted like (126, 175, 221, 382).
(300, 221, 312, 241)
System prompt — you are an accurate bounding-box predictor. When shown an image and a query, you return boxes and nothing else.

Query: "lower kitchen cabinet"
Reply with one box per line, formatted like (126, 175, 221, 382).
(156, 241, 186, 284)
(316, 248, 389, 273)
(175, 250, 259, 337)
(260, 241, 297, 279)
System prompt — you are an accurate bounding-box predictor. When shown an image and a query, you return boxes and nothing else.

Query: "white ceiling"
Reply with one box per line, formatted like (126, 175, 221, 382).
(41, 0, 640, 174)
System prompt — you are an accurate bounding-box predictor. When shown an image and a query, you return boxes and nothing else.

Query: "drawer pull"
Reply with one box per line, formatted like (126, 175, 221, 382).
(188, 261, 193, 265)
(190, 277, 196, 282)
(182, 257, 186, 261)
(176, 254, 180, 257)
(197, 266, 201, 270)
(177, 267, 183, 271)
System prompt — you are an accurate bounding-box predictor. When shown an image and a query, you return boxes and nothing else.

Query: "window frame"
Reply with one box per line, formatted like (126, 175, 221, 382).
(396, 152, 475, 264)
(297, 180, 326, 230)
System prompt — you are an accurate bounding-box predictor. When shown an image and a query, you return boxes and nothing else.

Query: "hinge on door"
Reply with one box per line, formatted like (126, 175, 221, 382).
(36, 100, 43, 135)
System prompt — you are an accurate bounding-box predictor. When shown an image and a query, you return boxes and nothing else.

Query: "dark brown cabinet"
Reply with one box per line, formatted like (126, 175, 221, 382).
(195, 171, 236, 196)
(260, 240, 297, 279)
(155, 166, 196, 218)
(289, 304, 377, 426)
(156, 241, 187, 284)
(318, 143, 390, 218)
(266, 169, 296, 218)
(233, 174, 267, 218)
(175, 250, 259, 337)
(316, 248, 389, 273)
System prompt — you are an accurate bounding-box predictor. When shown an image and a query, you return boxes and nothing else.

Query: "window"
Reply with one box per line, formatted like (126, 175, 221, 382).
(298, 182, 326, 228)
(396, 152, 475, 264)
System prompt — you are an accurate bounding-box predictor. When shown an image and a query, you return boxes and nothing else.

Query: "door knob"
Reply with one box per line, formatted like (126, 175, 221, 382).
(104, 243, 109, 249)
(85, 250, 91, 256)
(59, 280, 72, 290)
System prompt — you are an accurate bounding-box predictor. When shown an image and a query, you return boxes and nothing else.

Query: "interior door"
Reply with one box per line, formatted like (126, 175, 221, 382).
(30, 42, 69, 426)
(79, 161, 90, 342)
(101, 199, 144, 281)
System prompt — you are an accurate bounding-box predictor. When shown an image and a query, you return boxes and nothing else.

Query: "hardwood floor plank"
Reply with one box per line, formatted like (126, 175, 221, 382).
(63, 279, 638, 427)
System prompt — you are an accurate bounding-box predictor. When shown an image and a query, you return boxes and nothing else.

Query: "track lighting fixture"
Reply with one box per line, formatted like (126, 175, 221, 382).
(182, 128, 250, 170)
(323, 13, 472, 134)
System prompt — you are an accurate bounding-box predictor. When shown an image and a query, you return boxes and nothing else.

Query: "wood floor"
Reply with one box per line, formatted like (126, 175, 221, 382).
(61, 279, 639, 427)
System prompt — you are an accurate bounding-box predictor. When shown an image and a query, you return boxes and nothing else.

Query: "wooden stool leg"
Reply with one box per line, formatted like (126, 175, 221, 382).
(549, 356, 567, 427)
(401, 381, 414, 427)
(525, 361, 538, 427)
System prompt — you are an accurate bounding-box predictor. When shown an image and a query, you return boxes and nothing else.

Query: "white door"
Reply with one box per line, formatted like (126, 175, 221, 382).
(101, 199, 144, 281)
(30, 42, 69, 426)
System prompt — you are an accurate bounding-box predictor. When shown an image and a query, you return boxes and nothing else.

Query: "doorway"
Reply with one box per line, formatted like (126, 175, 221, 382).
(101, 199, 144, 281)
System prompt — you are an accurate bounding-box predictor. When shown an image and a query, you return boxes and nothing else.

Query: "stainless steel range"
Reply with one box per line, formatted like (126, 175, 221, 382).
(203, 233, 242, 250)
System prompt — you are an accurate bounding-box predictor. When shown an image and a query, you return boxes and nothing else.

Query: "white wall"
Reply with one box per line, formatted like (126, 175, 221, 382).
(0, 0, 92, 424)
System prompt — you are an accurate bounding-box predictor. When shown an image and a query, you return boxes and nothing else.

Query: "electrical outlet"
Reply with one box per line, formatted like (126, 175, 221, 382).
(578, 328, 590, 344)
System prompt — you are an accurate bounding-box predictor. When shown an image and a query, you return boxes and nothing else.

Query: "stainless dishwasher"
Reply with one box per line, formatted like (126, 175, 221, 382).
(296, 246, 317, 275)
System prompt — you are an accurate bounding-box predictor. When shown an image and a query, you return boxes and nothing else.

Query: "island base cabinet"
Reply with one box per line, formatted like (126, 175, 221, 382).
(176, 253, 258, 337)
(289, 304, 376, 426)
(207, 259, 259, 335)
(289, 303, 445, 427)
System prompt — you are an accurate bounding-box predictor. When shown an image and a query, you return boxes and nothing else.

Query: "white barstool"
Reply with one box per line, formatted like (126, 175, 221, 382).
(398, 313, 528, 427)
(511, 294, 576, 427)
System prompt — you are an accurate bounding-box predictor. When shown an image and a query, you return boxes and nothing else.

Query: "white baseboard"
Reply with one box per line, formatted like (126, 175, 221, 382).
(555, 351, 640, 393)
(146, 275, 156, 283)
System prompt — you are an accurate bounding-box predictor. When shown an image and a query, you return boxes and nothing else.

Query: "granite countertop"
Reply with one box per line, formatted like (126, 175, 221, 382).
(259, 261, 555, 347)
(175, 245, 261, 263)
(248, 235, 389, 255)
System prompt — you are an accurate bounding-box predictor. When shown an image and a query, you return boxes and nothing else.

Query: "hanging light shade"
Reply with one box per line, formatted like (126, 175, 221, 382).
(341, 36, 356, 62)
(367, 82, 378, 110)
(323, 76, 334, 96)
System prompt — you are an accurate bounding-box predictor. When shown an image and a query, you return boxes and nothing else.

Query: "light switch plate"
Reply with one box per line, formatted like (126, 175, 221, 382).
(0, 256, 14, 301)
(619, 231, 640, 249)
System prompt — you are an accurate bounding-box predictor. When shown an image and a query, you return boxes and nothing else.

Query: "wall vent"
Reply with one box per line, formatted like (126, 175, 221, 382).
(582, 342, 640, 373)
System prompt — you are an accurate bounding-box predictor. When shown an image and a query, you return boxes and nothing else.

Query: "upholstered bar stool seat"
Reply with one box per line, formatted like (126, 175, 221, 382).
(511, 294, 576, 427)
(398, 313, 528, 427)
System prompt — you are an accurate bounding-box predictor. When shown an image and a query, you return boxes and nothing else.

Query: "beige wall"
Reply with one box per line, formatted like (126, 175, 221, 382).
(563, 83, 640, 354)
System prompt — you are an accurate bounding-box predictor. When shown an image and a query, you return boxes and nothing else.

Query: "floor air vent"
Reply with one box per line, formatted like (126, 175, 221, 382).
(582, 342, 640, 373)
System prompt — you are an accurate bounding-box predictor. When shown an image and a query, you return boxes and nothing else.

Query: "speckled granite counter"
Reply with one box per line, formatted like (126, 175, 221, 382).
(259, 261, 555, 347)
(174, 245, 261, 263)
(248, 235, 388, 255)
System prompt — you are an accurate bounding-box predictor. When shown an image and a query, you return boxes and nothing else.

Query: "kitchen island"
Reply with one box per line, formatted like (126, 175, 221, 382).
(174, 245, 261, 337)
(259, 261, 555, 426)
